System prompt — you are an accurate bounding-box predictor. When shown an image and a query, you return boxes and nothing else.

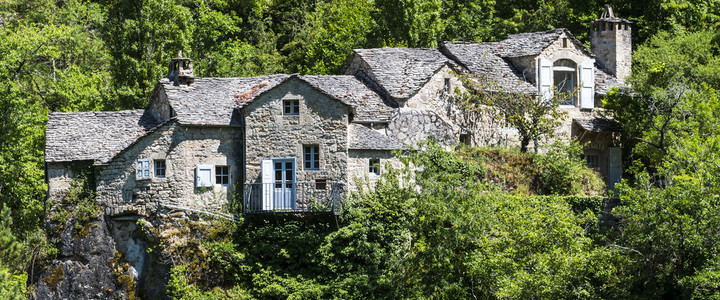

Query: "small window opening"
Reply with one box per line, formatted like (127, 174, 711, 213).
(283, 99, 299, 115)
(444, 78, 451, 93)
(155, 160, 166, 178)
(215, 166, 230, 185)
(304, 145, 320, 170)
(369, 158, 380, 175)
(315, 179, 327, 190)
(459, 133, 471, 146)
(563, 38, 567, 48)
(124, 190, 134, 203)
(584, 154, 600, 170)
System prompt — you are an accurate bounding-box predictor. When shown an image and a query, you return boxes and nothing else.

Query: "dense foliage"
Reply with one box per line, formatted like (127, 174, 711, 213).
(0, 0, 719, 298)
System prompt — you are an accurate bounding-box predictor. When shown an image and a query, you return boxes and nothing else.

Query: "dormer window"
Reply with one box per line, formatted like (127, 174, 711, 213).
(553, 59, 576, 105)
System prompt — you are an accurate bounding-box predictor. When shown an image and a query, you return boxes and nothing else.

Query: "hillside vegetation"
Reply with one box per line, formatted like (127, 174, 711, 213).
(1, 0, 720, 298)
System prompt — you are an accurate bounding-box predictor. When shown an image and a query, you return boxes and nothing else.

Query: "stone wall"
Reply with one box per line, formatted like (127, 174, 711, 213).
(390, 66, 520, 148)
(243, 77, 350, 184)
(347, 150, 402, 190)
(96, 122, 242, 217)
(47, 162, 79, 201)
(591, 22, 632, 82)
(147, 85, 172, 122)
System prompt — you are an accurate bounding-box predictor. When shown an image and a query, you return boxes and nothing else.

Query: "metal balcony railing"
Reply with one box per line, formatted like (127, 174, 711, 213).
(243, 182, 344, 215)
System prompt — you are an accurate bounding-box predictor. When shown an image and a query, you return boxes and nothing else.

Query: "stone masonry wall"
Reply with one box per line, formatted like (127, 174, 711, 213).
(96, 122, 242, 217)
(393, 66, 520, 148)
(348, 150, 402, 190)
(47, 162, 77, 202)
(243, 78, 349, 184)
(591, 22, 631, 82)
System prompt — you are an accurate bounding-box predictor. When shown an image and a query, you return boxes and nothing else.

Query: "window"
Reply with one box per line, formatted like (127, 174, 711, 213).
(304, 145, 319, 170)
(553, 59, 576, 105)
(123, 190, 134, 203)
(155, 160, 166, 178)
(196, 165, 213, 187)
(585, 154, 600, 170)
(562, 38, 568, 48)
(459, 133, 471, 146)
(283, 99, 299, 115)
(136, 158, 151, 180)
(444, 78, 451, 93)
(369, 158, 380, 175)
(216, 166, 230, 185)
(315, 179, 327, 190)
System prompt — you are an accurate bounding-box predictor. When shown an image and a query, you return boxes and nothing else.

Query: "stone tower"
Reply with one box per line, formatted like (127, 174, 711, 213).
(590, 5, 632, 82)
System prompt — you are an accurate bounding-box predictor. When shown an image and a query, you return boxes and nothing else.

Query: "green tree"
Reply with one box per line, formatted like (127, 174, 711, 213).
(457, 74, 567, 152)
(372, 0, 445, 47)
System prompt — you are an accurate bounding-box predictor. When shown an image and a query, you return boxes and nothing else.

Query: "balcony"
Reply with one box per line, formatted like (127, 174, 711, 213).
(243, 182, 344, 215)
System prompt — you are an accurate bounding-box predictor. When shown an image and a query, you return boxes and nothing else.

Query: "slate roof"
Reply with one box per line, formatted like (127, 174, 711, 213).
(163, 75, 289, 125)
(440, 42, 536, 94)
(300, 75, 397, 122)
(45, 110, 162, 163)
(494, 28, 592, 58)
(348, 123, 404, 150)
(573, 117, 622, 133)
(349, 48, 451, 100)
(594, 64, 626, 95)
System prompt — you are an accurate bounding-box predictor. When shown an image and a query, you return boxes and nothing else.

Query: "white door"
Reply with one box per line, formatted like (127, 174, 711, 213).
(273, 159, 296, 210)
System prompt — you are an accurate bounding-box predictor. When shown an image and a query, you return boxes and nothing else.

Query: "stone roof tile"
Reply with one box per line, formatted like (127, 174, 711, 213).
(495, 28, 592, 58)
(594, 63, 626, 95)
(348, 123, 404, 150)
(300, 75, 397, 122)
(351, 48, 450, 100)
(45, 110, 161, 163)
(163, 75, 289, 125)
(440, 42, 537, 93)
(573, 117, 622, 132)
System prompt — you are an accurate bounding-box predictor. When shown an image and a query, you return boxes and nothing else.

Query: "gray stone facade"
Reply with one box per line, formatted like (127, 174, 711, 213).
(96, 122, 242, 217)
(242, 77, 350, 184)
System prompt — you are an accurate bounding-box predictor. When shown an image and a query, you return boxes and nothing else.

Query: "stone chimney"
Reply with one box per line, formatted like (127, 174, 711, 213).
(590, 5, 632, 82)
(167, 51, 195, 86)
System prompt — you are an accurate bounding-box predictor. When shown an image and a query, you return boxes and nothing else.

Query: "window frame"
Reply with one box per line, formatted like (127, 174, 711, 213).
(215, 165, 230, 186)
(154, 160, 166, 178)
(553, 59, 577, 106)
(283, 99, 300, 115)
(303, 145, 320, 170)
(369, 158, 380, 175)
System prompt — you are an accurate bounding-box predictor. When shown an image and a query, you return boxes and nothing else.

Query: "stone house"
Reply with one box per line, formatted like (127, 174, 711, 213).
(45, 6, 630, 217)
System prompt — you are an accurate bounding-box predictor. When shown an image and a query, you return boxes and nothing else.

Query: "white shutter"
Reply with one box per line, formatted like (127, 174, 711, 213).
(196, 164, 213, 187)
(261, 159, 274, 210)
(579, 59, 595, 109)
(136, 159, 151, 180)
(538, 57, 553, 101)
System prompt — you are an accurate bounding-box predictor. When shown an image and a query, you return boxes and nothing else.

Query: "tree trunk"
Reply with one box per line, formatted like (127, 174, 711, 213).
(520, 136, 530, 153)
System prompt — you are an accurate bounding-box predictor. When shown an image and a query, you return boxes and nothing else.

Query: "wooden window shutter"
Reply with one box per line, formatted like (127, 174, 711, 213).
(196, 164, 213, 187)
(136, 159, 151, 180)
(579, 59, 595, 109)
(538, 57, 553, 101)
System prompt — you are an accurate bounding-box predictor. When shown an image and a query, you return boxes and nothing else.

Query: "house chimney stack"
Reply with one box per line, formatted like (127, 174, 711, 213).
(168, 51, 195, 86)
(590, 5, 632, 82)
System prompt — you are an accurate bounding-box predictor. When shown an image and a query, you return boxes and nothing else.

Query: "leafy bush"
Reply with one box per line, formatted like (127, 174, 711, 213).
(534, 141, 605, 196)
